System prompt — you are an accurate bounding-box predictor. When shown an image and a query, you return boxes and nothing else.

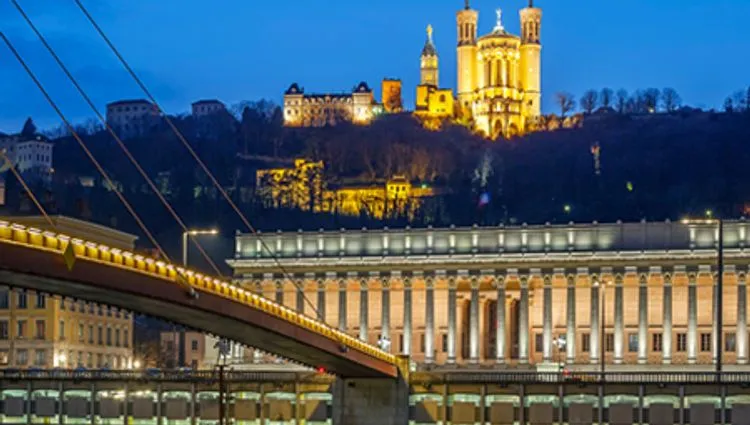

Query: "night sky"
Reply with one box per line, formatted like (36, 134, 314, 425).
(1, 0, 749, 130)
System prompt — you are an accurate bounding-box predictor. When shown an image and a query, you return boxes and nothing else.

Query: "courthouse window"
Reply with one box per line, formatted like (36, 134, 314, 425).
(652, 334, 662, 352)
(581, 333, 590, 353)
(605, 333, 614, 352)
(535, 333, 543, 353)
(677, 333, 687, 352)
(628, 333, 638, 352)
(700, 333, 711, 352)
(725, 333, 736, 352)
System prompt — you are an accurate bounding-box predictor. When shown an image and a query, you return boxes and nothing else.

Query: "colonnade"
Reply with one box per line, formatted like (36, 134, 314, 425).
(249, 265, 750, 366)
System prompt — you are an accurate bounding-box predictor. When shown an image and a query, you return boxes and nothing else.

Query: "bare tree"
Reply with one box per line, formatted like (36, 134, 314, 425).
(600, 88, 614, 108)
(724, 97, 734, 113)
(731, 90, 747, 111)
(555, 92, 576, 117)
(661, 88, 681, 112)
(615, 89, 628, 113)
(580, 90, 599, 114)
(642, 88, 660, 112)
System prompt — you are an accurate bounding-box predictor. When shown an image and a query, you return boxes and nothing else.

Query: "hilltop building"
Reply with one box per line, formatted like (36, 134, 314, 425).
(381, 79, 404, 113)
(1, 133, 54, 183)
(255, 159, 435, 219)
(105, 99, 160, 138)
(282, 82, 382, 127)
(191, 99, 227, 118)
(418, 1, 542, 137)
(0, 216, 136, 369)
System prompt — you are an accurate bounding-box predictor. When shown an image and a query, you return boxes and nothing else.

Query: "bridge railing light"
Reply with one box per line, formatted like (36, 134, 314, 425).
(0, 219, 397, 366)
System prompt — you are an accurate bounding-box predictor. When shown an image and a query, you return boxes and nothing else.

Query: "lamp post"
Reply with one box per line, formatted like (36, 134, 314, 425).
(182, 228, 219, 267)
(177, 228, 218, 368)
(681, 216, 724, 379)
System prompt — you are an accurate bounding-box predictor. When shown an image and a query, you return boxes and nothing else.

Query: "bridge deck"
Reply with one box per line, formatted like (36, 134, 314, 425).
(0, 221, 398, 378)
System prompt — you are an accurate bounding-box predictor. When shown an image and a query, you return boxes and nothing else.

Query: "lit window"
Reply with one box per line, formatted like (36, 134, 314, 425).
(725, 333, 736, 352)
(628, 333, 638, 352)
(700, 333, 711, 352)
(652, 333, 662, 352)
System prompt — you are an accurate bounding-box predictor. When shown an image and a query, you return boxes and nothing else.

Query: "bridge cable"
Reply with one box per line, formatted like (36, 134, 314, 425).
(0, 149, 56, 230)
(10, 0, 224, 278)
(0, 32, 171, 268)
(73, 0, 341, 330)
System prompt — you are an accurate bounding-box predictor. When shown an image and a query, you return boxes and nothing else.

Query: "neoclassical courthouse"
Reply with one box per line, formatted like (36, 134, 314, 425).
(229, 221, 750, 370)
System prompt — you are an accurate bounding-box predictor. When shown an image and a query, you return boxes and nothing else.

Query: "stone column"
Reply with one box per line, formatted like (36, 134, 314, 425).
(359, 279, 368, 342)
(317, 280, 326, 322)
(712, 273, 719, 364)
(447, 278, 457, 364)
(614, 274, 624, 364)
(496, 276, 506, 364)
(738, 273, 747, 364)
(688, 273, 698, 364)
(663, 274, 673, 364)
(566, 275, 576, 363)
(519, 275, 529, 364)
(338, 279, 347, 332)
(590, 279, 600, 364)
(275, 280, 283, 304)
(403, 278, 412, 356)
(381, 278, 391, 346)
(425, 278, 435, 364)
(542, 275, 553, 363)
(469, 278, 480, 364)
(638, 274, 648, 364)
(296, 279, 305, 313)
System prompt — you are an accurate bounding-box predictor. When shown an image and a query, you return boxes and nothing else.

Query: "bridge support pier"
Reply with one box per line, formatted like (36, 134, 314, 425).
(332, 377, 409, 425)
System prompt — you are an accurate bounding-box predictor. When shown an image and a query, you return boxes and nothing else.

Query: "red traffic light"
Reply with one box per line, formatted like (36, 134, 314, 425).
(316, 366, 326, 374)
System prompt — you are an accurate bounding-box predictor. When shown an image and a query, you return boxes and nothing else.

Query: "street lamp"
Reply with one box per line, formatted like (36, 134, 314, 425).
(178, 228, 218, 369)
(181, 228, 219, 266)
(681, 216, 724, 377)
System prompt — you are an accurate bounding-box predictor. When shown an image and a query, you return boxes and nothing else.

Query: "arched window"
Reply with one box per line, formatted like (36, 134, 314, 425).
(439, 94, 446, 102)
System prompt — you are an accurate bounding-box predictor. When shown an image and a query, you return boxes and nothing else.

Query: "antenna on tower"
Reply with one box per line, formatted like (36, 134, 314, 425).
(465, 0, 470, 10)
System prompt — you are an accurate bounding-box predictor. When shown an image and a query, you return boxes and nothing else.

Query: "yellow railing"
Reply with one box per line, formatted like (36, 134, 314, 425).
(0, 220, 397, 366)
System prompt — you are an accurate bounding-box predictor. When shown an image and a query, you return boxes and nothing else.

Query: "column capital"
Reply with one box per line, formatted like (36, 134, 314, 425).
(403, 278, 413, 288)
(494, 275, 506, 288)
(566, 274, 576, 287)
(740, 272, 747, 285)
(470, 277, 480, 290)
(338, 279, 347, 289)
(663, 273, 673, 285)
(519, 275, 529, 287)
(360, 278, 369, 289)
(614, 273, 624, 285)
(275, 279, 283, 289)
(543, 275, 552, 286)
(317, 279, 326, 289)
(448, 277, 458, 289)
(688, 272, 698, 285)
(425, 277, 435, 289)
(638, 273, 648, 286)
(381, 277, 391, 288)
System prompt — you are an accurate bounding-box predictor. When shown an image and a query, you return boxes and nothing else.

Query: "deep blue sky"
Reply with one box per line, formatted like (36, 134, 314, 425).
(1, 0, 749, 131)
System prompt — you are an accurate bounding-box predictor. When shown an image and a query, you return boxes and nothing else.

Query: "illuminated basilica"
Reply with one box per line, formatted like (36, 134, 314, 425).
(418, 1, 542, 137)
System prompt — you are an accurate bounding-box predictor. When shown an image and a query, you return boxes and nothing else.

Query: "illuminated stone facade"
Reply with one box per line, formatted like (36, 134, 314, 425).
(381, 79, 404, 113)
(231, 220, 750, 370)
(255, 160, 435, 219)
(414, 25, 456, 130)
(415, 2, 542, 137)
(282, 82, 382, 127)
(457, 1, 542, 138)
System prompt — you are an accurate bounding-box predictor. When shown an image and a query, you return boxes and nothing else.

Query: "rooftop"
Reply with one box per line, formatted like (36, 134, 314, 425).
(107, 99, 153, 107)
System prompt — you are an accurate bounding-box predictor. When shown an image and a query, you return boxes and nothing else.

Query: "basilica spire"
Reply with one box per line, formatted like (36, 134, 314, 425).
(465, 0, 470, 10)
